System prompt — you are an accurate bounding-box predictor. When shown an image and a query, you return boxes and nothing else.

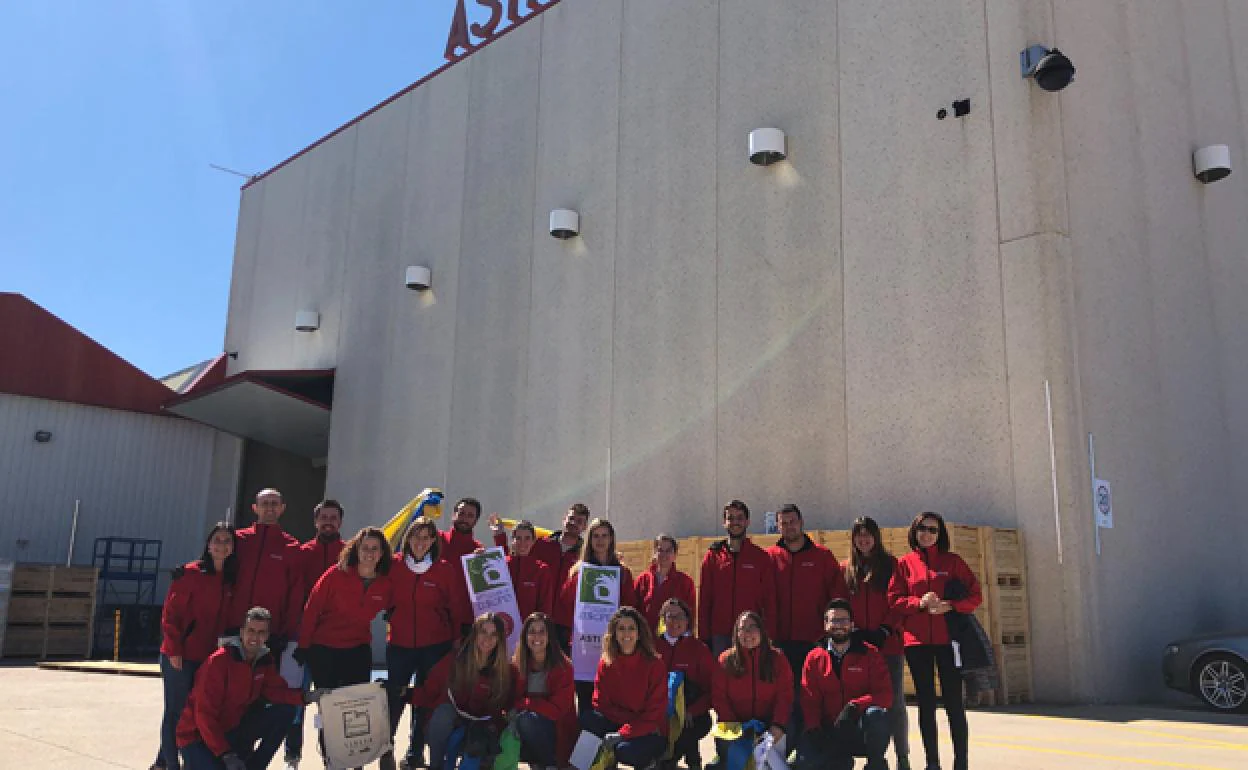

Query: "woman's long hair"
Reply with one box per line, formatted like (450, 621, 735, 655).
(846, 516, 894, 594)
(579, 517, 621, 566)
(906, 511, 951, 553)
(513, 612, 570, 674)
(451, 613, 513, 711)
(197, 522, 239, 585)
(400, 516, 442, 561)
(337, 526, 393, 575)
(602, 606, 658, 664)
(723, 610, 777, 682)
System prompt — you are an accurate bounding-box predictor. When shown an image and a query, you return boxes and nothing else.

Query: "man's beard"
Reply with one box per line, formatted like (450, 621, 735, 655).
(454, 521, 474, 534)
(829, 631, 851, 645)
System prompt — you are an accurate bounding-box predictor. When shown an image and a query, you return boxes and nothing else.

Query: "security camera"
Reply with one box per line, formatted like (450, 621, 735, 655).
(1021, 45, 1075, 92)
(748, 128, 787, 166)
(1193, 145, 1232, 184)
(405, 266, 432, 291)
(549, 209, 580, 240)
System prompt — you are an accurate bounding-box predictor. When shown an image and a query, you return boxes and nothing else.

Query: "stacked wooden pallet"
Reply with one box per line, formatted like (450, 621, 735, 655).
(614, 523, 1031, 705)
(2, 565, 98, 659)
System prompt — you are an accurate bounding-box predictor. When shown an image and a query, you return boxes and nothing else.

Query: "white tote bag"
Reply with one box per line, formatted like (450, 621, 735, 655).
(316, 681, 393, 770)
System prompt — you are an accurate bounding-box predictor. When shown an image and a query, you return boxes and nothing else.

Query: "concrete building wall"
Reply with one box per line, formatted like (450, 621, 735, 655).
(221, 0, 1248, 700)
(0, 394, 228, 568)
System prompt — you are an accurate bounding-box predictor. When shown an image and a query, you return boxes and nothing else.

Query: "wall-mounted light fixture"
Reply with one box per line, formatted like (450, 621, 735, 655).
(549, 209, 580, 239)
(34, 430, 52, 443)
(405, 266, 432, 290)
(1193, 145, 1232, 184)
(748, 128, 787, 166)
(1021, 45, 1075, 91)
(294, 310, 320, 332)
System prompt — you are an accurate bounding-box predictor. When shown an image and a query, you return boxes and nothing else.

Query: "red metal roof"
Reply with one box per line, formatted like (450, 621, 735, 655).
(0, 293, 178, 416)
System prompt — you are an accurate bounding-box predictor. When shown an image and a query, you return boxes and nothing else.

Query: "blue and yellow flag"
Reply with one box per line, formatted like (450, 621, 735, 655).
(381, 488, 444, 549)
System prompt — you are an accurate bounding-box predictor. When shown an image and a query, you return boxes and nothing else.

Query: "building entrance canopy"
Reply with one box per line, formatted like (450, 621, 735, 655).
(164, 369, 333, 458)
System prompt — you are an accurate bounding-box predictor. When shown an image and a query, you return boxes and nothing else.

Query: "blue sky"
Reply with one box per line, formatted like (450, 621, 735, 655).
(0, 1, 466, 377)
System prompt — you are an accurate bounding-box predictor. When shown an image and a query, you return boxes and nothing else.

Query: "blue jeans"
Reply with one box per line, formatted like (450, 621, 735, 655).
(513, 711, 556, 766)
(180, 702, 297, 770)
(579, 710, 666, 768)
(158, 654, 201, 769)
(386, 641, 453, 762)
(794, 706, 891, 770)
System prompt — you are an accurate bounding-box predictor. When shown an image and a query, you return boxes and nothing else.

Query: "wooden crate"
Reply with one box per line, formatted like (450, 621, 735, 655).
(816, 530, 852, 561)
(990, 529, 1025, 573)
(12, 565, 54, 593)
(6, 595, 49, 625)
(44, 624, 92, 657)
(996, 643, 1033, 703)
(4, 564, 98, 660)
(2, 624, 46, 657)
(46, 596, 95, 624)
(52, 567, 98, 595)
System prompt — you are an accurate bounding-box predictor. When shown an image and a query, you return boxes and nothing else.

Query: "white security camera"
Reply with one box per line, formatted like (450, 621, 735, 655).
(1193, 145, 1232, 184)
(748, 128, 787, 166)
(550, 209, 580, 239)
(405, 266, 432, 291)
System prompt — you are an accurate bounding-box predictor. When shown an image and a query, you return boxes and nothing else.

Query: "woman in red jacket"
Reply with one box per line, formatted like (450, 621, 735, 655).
(580, 606, 668, 769)
(655, 598, 714, 770)
(508, 520, 555, 620)
(512, 612, 577, 769)
(555, 518, 638, 711)
(846, 515, 908, 770)
(384, 516, 465, 770)
(634, 534, 696, 636)
(710, 610, 792, 766)
(419, 613, 518, 769)
(295, 527, 394, 757)
(152, 522, 236, 770)
(888, 513, 982, 770)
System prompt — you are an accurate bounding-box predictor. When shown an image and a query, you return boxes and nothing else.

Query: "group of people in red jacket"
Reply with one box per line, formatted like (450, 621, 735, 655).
(155, 489, 980, 770)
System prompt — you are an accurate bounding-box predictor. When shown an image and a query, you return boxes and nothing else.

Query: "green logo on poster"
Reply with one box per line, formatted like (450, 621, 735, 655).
(579, 567, 619, 605)
(467, 552, 508, 593)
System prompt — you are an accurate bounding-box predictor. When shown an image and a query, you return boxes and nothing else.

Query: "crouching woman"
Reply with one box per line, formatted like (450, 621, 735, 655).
(512, 612, 578, 769)
(580, 607, 668, 769)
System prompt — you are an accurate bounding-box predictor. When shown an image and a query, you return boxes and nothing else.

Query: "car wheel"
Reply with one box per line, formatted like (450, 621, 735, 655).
(1191, 653, 1248, 712)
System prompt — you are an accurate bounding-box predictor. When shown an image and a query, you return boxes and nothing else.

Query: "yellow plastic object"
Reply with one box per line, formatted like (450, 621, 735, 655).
(382, 488, 444, 549)
(496, 517, 555, 539)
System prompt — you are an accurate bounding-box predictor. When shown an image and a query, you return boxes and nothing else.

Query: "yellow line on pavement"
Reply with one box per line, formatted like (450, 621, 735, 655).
(972, 738, 1232, 770)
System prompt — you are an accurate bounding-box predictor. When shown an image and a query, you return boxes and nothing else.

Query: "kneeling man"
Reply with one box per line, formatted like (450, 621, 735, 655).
(177, 607, 306, 770)
(795, 598, 893, 770)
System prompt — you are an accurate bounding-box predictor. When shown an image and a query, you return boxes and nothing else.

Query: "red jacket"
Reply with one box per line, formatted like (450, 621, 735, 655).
(634, 565, 696, 635)
(415, 648, 518, 726)
(592, 651, 668, 738)
(554, 563, 637, 629)
(228, 523, 304, 638)
(175, 642, 303, 755)
(844, 558, 904, 656)
(440, 529, 482, 624)
(388, 555, 466, 648)
(492, 530, 584, 590)
(299, 535, 344, 602)
(767, 536, 848, 643)
(656, 634, 715, 717)
(508, 553, 555, 621)
(800, 641, 892, 731)
(161, 562, 234, 663)
(297, 566, 393, 650)
(888, 547, 982, 647)
(698, 539, 776, 640)
(712, 646, 793, 728)
(514, 658, 578, 764)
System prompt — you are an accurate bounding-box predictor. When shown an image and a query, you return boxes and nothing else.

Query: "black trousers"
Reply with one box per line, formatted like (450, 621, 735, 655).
(306, 644, 373, 690)
(904, 644, 968, 770)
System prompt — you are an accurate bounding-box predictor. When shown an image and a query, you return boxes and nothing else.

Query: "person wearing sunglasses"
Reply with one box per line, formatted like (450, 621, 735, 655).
(887, 513, 981, 770)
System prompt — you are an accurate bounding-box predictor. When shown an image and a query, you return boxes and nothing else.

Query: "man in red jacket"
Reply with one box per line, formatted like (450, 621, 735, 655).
(796, 599, 892, 770)
(441, 497, 484, 633)
(489, 503, 589, 586)
(177, 607, 305, 770)
(698, 500, 776, 655)
(227, 489, 304, 646)
(285, 499, 346, 768)
(767, 503, 849, 734)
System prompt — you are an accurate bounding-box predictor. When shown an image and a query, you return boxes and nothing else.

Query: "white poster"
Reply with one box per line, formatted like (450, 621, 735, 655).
(1093, 477, 1113, 529)
(572, 565, 621, 682)
(461, 547, 523, 653)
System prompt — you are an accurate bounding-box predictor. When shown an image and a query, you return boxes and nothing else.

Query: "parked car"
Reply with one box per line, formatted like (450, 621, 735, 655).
(1162, 630, 1248, 712)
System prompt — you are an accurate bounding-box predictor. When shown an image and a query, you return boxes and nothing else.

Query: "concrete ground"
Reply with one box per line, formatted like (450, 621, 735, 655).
(1, 665, 1244, 769)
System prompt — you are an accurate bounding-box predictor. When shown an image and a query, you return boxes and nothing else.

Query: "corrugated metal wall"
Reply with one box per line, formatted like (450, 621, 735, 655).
(0, 394, 219, 570)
